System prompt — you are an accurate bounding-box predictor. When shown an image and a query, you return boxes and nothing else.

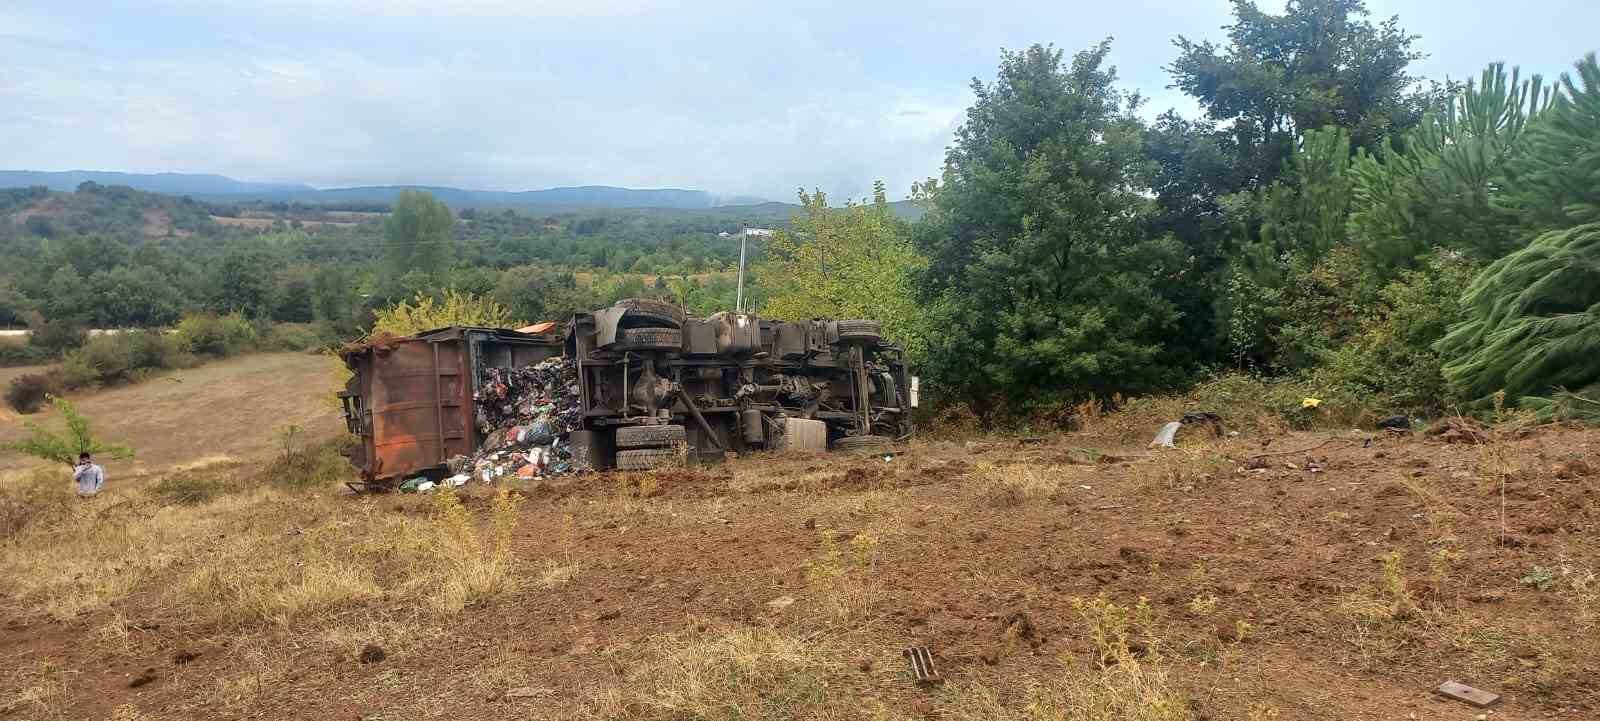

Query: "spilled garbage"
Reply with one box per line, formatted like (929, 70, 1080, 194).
(398, 356, 588, 492)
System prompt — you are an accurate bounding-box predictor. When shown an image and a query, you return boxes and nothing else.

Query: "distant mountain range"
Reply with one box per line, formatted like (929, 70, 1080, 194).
(0, 170, 313, 196)
(0, 170, 769, 210)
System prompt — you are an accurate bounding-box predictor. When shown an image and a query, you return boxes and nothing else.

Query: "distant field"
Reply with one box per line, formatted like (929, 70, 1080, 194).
(210, 215, 362, 229)
(0, 352, 342, 477)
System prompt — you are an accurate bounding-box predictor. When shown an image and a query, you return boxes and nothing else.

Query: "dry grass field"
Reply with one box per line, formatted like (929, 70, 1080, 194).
(2, 358, 1597, 720)
(0, 352, 342, 477)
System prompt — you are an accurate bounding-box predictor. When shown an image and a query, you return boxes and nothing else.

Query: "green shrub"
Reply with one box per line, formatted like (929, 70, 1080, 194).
(4, 373, 59, 414)
(261, 426, 351, 491)
(72, 331, 189, 385)
(56, 352, 101, 390)
(0, 341, 50, 367)
(26, 315, 87, 354)
(147, 471, 235, 506)
(1311, 254, 1477, 417)
(175, 313, 258, 356)
(263, 322, 331, 352)
(0, 468, 77, 539)
(1, 395, 133, 464)
(55, 331, 194, 389)
(1153, 372, 1365, 432)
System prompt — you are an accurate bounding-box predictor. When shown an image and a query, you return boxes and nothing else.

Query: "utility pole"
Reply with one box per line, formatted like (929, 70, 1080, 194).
(735, 224, 748, 313)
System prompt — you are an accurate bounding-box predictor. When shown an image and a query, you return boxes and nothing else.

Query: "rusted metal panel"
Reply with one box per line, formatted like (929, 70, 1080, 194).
(368, 337, 469, 480)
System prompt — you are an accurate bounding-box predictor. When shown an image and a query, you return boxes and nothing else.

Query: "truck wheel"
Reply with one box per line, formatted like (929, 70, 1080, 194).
(615, 298, 687, 327)
(617, 327, 683, 351)
(833, 434, 892, 453)
(836, 319, 882, 344)
(617, 447, 686, 470)
(616, 424, 686, 449)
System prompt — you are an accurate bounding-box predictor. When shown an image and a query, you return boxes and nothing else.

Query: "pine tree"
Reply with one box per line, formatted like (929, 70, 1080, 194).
(1348, 62, 1550, 271)
(1499, 53, 1600, 231)
(1437, 55, 1600, 415)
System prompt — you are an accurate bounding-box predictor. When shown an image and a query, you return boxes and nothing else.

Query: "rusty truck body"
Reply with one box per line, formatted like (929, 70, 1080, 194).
(339, 299, 915, 484)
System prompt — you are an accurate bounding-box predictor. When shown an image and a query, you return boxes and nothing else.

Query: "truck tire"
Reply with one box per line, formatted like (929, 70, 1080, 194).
(615, 298, 686, 327)
(616, 447, 686, 470)
(617, 327, 683, 351)
(836, 319, 882, 344)
(833, 434, 892, 453)
(616, 424, 686, 449)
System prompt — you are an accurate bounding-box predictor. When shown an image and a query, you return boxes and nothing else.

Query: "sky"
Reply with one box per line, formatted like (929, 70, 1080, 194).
(2, 1, 1597, 202)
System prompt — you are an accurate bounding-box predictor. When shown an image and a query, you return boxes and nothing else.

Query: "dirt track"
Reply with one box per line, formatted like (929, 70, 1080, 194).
(2, 424, 1597, 720)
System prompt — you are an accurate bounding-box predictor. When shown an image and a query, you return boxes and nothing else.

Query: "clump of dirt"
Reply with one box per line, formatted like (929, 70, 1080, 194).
(827, 466, 890, 491)
(358, 644, 386, 664)
(1424, 417, 1491, 444)
(1374, 482, 1409, 499)
(616, 469, 728, 499)
(129, 668, 158, 688)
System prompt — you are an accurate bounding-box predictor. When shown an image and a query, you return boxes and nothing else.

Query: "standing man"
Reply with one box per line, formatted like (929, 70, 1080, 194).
(73, 452, 104, 497)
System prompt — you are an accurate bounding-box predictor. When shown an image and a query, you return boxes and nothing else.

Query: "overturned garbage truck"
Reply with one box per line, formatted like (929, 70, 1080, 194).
(338, 298, 916, 487)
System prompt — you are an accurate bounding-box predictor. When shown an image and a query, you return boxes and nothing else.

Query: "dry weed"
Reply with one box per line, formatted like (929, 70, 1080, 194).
(427, 488, 523, 612)
(0, 661, 74, 721)
(933, 598, 1194, 721)
(803, 528, 880, 624)
(589, 628, 849, 720)
(1150, 447, 1234, 492)
(981, 466, 1060, 507)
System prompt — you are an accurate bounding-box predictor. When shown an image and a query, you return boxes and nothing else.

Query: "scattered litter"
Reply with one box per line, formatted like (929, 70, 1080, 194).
(1149, 421, 1181, 448)
(903, 646, 942, 684)
(1180, 411, 1225, 437)
(1301, 397, 1322, 408)
(503, 686, 554, 700)
(1078, 485, 1092, 490)
(1377, 414, 1412, 430)
(1434, 680, 1500, 708)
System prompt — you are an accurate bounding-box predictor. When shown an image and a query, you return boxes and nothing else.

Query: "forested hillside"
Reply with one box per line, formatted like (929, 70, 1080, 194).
(0, 183, 795, 338)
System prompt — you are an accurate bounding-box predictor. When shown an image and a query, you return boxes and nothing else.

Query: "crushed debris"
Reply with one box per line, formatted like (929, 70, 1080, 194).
(1150, 421, 1182, 449)
(903, 646, 942, 684)
(469, 356, 585, 481)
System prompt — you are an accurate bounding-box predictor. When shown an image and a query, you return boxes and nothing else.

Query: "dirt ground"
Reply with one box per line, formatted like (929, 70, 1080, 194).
(2, 396, 1597, 719)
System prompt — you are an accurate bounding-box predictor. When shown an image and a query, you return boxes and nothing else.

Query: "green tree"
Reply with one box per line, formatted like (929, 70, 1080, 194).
(1168, 0, 1423, 187)
(491, 267, 598, 322)
(1438, 223, 1600, 408)
(2, 395, 133, 465)
(384, 190, 456, 279)
(1498, 53, 1600, 233)
(758, 182, 927, 358)
(1349, 63, 1551, 272)
(916, 42, 1184, 413)
(211, 248, 275, 318)
(87, 266, 185, 327)
(1438, 55, 1600, 414)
